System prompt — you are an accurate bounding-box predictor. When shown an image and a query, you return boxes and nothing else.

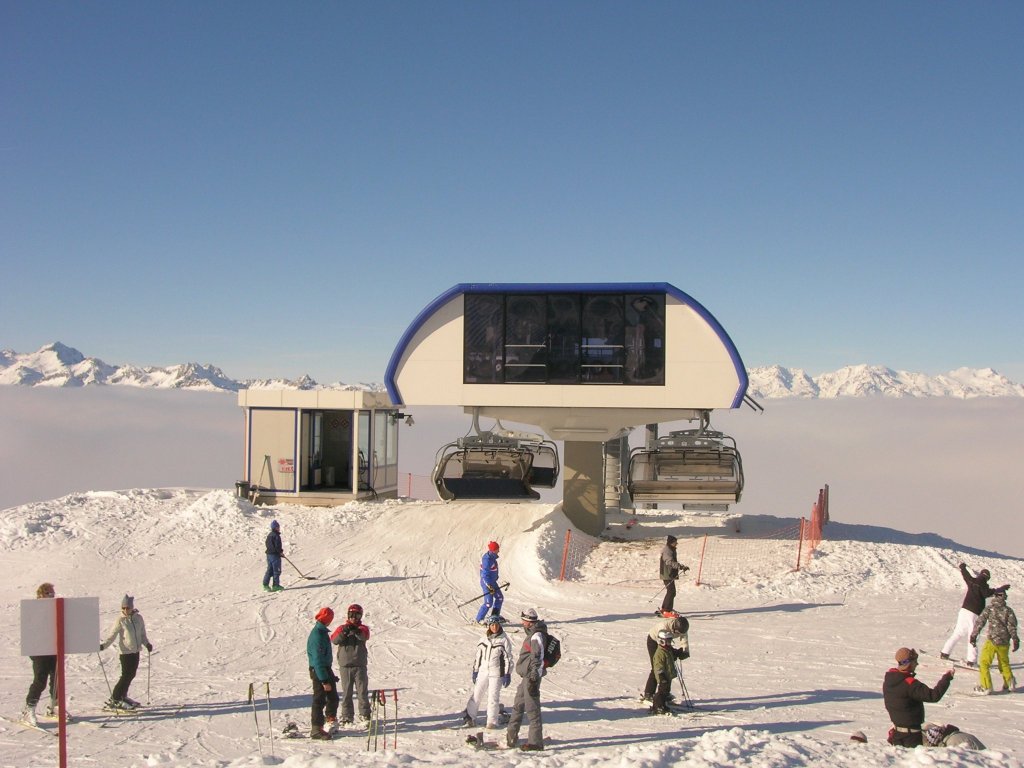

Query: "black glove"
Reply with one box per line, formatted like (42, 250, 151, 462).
(995, 583, 1010, 592)
(681, 565, 690, 573)
(145, 642, 153, 652)
(958, 562, 966, 569)
(969, 635, 978, 646)
(487, 584, 496, 595)
(1013, 638, 1020, 652)
(675, 648, 690, 660)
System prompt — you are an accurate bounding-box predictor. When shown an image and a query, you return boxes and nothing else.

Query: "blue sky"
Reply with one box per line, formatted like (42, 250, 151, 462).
(3, 2, 1022, 384)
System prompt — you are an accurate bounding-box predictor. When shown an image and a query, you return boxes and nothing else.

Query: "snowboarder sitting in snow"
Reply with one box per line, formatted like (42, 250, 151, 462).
(462, 614, 514, 729)
(922, 722, 986, 749)
(306, 607, 339, 739)
(100, 594, 153, 710)
(882, 647, 954, 747)
(262, 519, 284, 592)
(969, 586, 1019, 694)
(650, 630, 679, 715)
(642, 615, 689, 703)
(475, 541, 504, 624)
(658, 535, 689, 616)
(940, 563, 1004, 668)
(506, 608, 547, 752)
(331, 603, 371, 726)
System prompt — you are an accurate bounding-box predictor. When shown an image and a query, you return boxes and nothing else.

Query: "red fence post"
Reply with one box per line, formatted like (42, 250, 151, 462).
(695, 534, 708, 586)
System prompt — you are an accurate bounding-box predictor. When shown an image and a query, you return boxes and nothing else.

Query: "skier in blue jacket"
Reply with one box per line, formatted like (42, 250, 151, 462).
(262, 520, 284, 592)
(475, 541, 504, 624)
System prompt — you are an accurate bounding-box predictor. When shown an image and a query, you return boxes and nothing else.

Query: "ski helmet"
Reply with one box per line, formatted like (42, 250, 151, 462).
(671, 617, 689, 634)
(520, 608, 539, 622)
(979, 569, 991, 581)
(315, 607, 334, 625)
(488, 541, 500, 553)
(347, 603, 363, 617)
(657, 630, 674, 645)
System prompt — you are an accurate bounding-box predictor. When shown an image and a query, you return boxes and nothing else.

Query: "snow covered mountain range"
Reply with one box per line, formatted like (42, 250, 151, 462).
(2, 342, 1022, 397)
(0, 342, 382, 392)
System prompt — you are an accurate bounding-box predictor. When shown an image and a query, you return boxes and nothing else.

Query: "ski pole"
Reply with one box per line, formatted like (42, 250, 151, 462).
(265, 682, 275, 759)
(247, 683, 263, 758)
(97, 652, 113, 700)
(674, 660, 692, 708)
(393, 688, 398, 749)
(366, 689, 376, 750)
(283, 555, 317, 580)
(456, 581, 511, 608)
(146, 648, 151, 705)
(648, 583, 667, 604)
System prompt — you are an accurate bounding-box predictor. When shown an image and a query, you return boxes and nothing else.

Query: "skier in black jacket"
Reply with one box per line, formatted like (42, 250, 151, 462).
(883, 647, 954, 747)
(940, 563, 1006, 667)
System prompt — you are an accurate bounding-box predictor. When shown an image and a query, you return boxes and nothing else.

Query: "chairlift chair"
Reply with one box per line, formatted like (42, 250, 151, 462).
(626, 427, 744, 510)
(431, 414, 560, 501)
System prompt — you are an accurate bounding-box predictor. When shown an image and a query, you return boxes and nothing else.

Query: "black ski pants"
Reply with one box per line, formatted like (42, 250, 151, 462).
(643, 636, 659, 698)
(660, 579, 676, 614)
(26, 655, 57, 707)
(309, 667, 339, 730)
(112, 652, 140, 702)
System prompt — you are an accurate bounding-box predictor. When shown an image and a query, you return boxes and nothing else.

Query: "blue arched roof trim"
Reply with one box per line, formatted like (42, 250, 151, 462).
(385, 282, 749, 408)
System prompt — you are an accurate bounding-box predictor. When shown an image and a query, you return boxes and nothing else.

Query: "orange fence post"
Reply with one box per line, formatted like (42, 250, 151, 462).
(795, 518, 805, 572)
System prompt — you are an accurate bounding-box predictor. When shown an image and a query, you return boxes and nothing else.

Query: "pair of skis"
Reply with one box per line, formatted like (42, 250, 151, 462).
(367, 688, 398, 750)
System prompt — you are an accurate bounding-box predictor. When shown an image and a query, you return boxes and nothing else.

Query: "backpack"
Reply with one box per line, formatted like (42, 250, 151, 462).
(542, 632, 561, 668)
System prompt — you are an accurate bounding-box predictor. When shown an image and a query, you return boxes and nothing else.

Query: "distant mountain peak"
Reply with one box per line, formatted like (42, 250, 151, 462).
(0, 343, 382, 392)
(747, 364, 1024, 399)
(1, 343, 1019, 397)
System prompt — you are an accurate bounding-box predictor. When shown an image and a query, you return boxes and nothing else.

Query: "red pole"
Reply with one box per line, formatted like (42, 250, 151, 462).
(56, 598, 67, 768)
(559, 530, 571, 581)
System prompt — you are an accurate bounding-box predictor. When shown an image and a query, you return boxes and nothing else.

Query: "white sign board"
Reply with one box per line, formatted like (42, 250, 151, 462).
(20, 597, 100, 656)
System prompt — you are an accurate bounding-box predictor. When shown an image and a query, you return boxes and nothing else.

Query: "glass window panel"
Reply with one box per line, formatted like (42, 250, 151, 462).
(581, 295, 625, 383)
(624, 294, 666, 385)
(504, 295, 547, 383)
(464, 294, 504, 383)
(546, 294, 580, 384)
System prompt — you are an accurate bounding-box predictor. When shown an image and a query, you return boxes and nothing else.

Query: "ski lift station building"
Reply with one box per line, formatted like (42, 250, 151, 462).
(385, 282, 752, 535)
(238, 282, 752, 533)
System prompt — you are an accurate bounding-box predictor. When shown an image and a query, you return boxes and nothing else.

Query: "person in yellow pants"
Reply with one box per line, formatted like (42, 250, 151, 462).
(970, 588, 1019, 694)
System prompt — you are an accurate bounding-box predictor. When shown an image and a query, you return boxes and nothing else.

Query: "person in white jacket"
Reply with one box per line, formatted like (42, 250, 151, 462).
(99, 595, 152, 709)
(461, 615, 513, 729)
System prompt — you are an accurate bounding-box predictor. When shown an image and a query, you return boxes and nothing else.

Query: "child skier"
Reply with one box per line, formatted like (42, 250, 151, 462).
(650, 630, 678, 715)
(330, 603, 371, 726)
(475, 541, 504, 624)
(642, 615, 689, 702)
(462, 615, 514, 728)
(99, 595, 153, 710)
(970, 587, 1019, 694)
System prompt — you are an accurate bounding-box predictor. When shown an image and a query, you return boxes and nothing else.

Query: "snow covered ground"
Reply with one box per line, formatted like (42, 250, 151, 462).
(3, 490, 1024, 768)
